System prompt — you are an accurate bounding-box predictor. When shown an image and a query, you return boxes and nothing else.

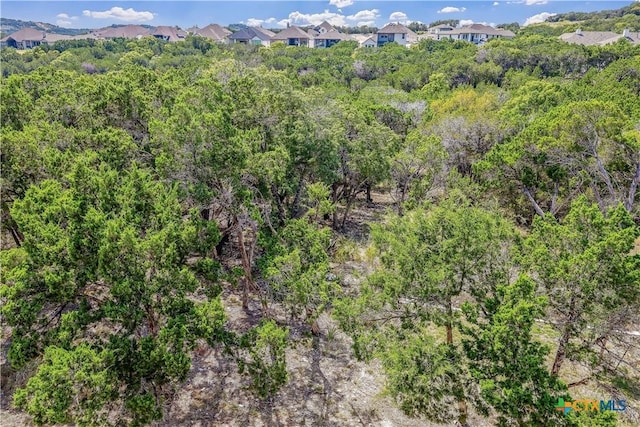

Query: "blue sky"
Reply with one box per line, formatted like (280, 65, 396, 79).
(0, 1, 635, 29)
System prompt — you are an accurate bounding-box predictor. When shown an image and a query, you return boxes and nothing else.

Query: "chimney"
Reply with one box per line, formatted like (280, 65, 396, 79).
(576, 28, 582, 35)
(623, 28, 630, 38)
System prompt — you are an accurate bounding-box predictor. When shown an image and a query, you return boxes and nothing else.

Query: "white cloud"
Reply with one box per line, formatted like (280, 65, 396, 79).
(275, 8, 379, 28)
(82, 7, 154, 22)
(389, 11, 408, 21)
(246, 18, 265, 26)
(493, 2, 500, 6)
(56, 13, 78, 27)
(438, 7, 466, 14)
(524, 0, 548, 5)
(265, 18, 277, 24)
(356, 20, 375, 27)
(348, 9, 380, 22)
(329, 0, 354, 8)
(523, 12, 556, 26)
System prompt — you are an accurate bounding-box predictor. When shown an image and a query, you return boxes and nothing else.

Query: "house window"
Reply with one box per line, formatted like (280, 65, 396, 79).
(402, 34, 405, 39)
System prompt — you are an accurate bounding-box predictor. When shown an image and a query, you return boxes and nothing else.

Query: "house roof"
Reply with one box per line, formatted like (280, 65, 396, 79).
(378, 23, 415, 35)
(3, 28, 46, 42)
(317, 21, 335, 32)
(252, 26, 275, 39)
(43, 33, 73, 43)
(94, 25, 151, 39)
(313, 30, 353, 41)
(272, 26, 312, 40)
(430, 24, 455, 32)
(228, 27, 274, 41)
(559, 29, 640, 46)
(152, 26, 184, 41)
(450, 24, 514, 37)
(193, 24, 231, 41)
(359, 36, 377, 45)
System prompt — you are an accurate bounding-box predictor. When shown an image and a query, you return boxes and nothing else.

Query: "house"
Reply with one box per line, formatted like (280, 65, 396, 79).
(313, 29, 353, 48)
(0, 28, 71, 49)
(190, 23, 232, 43)
(425, 24, 456, 40)
(314, 21, 336, 34)
(360, 36, 377, 48)
(435, 24, 515, 44)
(376, 23, 418, 47)
(152, 26, 186, 42)
(228, 27, 275, 47)
(93, 25, 151, 40)
(271, 26, 314, 47)
(559, 28, 640, 46)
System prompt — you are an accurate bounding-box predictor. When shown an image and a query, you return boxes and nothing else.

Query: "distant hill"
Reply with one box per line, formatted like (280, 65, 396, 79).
(0, 18, 92, 36)
(0, 18, 157, 38)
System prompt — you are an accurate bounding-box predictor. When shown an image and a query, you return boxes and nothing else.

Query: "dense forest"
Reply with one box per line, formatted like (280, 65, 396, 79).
(1, 7, 639, 427)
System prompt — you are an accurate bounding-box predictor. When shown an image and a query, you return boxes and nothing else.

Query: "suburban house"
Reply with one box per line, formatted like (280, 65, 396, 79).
(425, 24, 456, 39)
(313, 29, 353, 48)
(190, 24, 232, 43)
(228, 27, 275, 47)
(152, 26, 187, 42)
(376, 23, 418, 47)
(0, 28, 71, 49)
(314, 21, 336, 34)
(360, 36, 377, 48)
(559, 28, 640, 46)
(271, 25, 314, 47)
(92, 25, 151, 40)
(432, 23, 515, 44)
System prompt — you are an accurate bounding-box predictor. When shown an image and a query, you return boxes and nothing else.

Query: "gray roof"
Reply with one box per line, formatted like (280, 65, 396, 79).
(94, 25, 151, 39)
(193, 24, 231, 41)
(560, 29, 640, 46)
(317, 21, 335, 32)
(272, 26, 312, 40)
(228, 27, 273, 42)
(152, 26, 185, 41)
(378, 23, 415, 35)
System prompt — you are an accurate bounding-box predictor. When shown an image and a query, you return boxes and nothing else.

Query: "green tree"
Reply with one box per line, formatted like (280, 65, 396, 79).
(523, 197, 639, 378)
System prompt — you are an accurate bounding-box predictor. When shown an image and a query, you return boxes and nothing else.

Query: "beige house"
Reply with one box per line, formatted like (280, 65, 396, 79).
(376, 23, 418, 47)
(432, 23, 515, 44)
(0, 28, 72, 49)
(190, 24, 232, 43)
(271, 26, 314, 47)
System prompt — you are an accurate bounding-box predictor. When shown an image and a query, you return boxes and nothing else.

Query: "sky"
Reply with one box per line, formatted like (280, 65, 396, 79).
(0, 1, 636, 30)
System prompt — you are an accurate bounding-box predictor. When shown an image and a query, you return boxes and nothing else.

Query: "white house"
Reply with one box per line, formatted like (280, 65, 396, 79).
(376, 23, 418, 47)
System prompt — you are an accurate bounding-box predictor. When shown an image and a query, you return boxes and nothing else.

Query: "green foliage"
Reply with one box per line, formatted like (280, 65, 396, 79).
(14, 345, 115, 426)
(237, 320, 289, 399)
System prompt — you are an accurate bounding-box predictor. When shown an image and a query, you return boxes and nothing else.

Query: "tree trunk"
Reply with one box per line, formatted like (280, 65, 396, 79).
(237, 229, 254, 311)
(552, 296, 578, 376)
(341, 191, 355, 230)
(446, 299, 454, 345)
(523, 186, 546, 217)
(10, 226, 22, 247)
(365, 183, 373, 205)
(271, 185, 286, 225)
(625, 162, 640, 212)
